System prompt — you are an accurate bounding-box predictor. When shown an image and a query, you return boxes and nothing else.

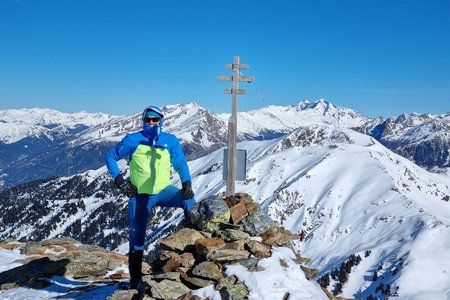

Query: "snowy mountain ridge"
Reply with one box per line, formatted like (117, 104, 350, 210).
(359, 111, 450, 171)
(0, 100, 367, 145)
(218, 99, 369, 138)
(0, 99, 370, 188)
(0, 108, 116, 144)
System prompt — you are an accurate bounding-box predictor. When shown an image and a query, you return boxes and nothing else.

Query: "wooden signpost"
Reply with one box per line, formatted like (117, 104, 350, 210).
(217, 56, 254, 196)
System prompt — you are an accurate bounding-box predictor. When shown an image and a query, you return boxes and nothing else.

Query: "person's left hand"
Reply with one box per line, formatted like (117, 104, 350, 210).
(180, 181, 194, 199)
(114, 173, 137, 198)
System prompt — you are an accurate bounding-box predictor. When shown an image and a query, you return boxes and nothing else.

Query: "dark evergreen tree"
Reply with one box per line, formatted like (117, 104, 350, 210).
(372, 271, 378, 281)
(318, 274, 330, 288)
(333, 282, 343, 296)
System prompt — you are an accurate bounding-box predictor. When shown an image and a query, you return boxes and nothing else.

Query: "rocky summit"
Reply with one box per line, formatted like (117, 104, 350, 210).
(0, 193, 329, 300)
(108, 193, 320, 300)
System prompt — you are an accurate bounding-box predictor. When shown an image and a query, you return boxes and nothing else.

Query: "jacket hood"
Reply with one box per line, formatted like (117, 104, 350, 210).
(142, 106, 164, 121)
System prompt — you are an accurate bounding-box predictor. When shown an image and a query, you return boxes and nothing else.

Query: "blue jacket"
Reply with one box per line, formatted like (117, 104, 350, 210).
(105, 130, 191, 195)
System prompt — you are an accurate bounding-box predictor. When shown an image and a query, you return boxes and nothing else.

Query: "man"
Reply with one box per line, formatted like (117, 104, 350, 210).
(105, 105, 195, 294)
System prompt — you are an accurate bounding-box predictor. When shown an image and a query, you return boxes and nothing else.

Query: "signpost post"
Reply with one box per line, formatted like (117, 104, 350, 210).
(217, 56, 254, 196)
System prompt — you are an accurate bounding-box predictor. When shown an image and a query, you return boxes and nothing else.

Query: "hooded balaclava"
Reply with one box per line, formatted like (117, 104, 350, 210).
(142, 106, 164, 141)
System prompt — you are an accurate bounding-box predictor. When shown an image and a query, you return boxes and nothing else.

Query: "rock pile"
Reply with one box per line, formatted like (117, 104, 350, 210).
(109, 193, 308, 300)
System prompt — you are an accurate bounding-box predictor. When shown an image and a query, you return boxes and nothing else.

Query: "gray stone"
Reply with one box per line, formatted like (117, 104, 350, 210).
(227, 257, 260, 271)
(179, 269, 215, 288)
(220, 282, 249, 300)
(158, 228, 204, 252)
(106, 289, 139, 300)
(218, 229, 251, 242)
(159, 249, 179, 261)
(215, 275, 237, 291)
(62, 250, 127, 279)
(218, 222, 243, 230)
(144, 277, 190, 299)
(192, 261, 223, 281)
(242, 208, 275, 236)
(260, 225, 298, 246)
(190, 196, 231, 232)
(65, 258, 109, 278)
(206, 249, 249, 263)
(246, 240, 271, 259)
(152, 272, 181, 281)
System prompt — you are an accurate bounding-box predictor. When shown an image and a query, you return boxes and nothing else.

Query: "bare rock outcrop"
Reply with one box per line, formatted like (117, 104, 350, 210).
(0, 237, 129, 290)
(111, 193, 311, 300)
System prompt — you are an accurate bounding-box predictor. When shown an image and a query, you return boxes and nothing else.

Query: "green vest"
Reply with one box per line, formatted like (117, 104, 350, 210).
(129, 144, 171, 194)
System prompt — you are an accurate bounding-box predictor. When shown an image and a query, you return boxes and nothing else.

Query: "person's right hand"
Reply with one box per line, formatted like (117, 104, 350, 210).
(180, 181, 194, 199)
(114, 173, 137, 198)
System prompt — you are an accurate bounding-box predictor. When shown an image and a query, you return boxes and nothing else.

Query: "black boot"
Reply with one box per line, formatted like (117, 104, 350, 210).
(179, 209, 194, 228)
(128, 248, 145, 299)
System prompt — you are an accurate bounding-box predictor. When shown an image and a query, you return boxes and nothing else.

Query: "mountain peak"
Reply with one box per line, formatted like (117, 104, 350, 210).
(164, 102, 200, 111)
(297, 99, 312, 110)
(296, 99, 335, 114)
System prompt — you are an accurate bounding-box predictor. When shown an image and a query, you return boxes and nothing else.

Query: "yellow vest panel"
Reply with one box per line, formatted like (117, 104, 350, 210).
(129, 144, 171, 194)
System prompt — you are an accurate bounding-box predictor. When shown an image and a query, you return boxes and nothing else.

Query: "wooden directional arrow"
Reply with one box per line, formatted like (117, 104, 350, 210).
(217, 76, 232, 81)
(224, 88, 247, 94)
(239, 76, 254, 82)
(225, 63, 249, 69)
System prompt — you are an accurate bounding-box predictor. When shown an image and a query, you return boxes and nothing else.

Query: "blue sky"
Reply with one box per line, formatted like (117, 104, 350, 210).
(1, 0, 449, 118)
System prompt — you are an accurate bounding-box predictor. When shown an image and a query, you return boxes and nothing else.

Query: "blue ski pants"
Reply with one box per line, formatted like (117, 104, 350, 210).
(128, 184, 195, 251)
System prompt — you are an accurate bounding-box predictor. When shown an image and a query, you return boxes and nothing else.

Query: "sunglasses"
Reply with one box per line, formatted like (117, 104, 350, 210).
(144, 117, 161, 123)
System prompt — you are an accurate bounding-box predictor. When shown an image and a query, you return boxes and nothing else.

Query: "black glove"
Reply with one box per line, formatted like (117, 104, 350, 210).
(114, 173, 137, 198)
(180, 181, 194, 199)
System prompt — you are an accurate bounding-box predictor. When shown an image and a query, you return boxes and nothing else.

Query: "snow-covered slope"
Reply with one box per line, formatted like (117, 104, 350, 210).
(188, 125, 450, 299)
(1, 124, 449, 299)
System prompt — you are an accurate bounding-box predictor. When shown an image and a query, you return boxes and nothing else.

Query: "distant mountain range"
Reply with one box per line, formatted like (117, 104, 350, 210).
(1, 100, 448, 189)
(1, 123, 449, 299)
(359, 112, 450, 172)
